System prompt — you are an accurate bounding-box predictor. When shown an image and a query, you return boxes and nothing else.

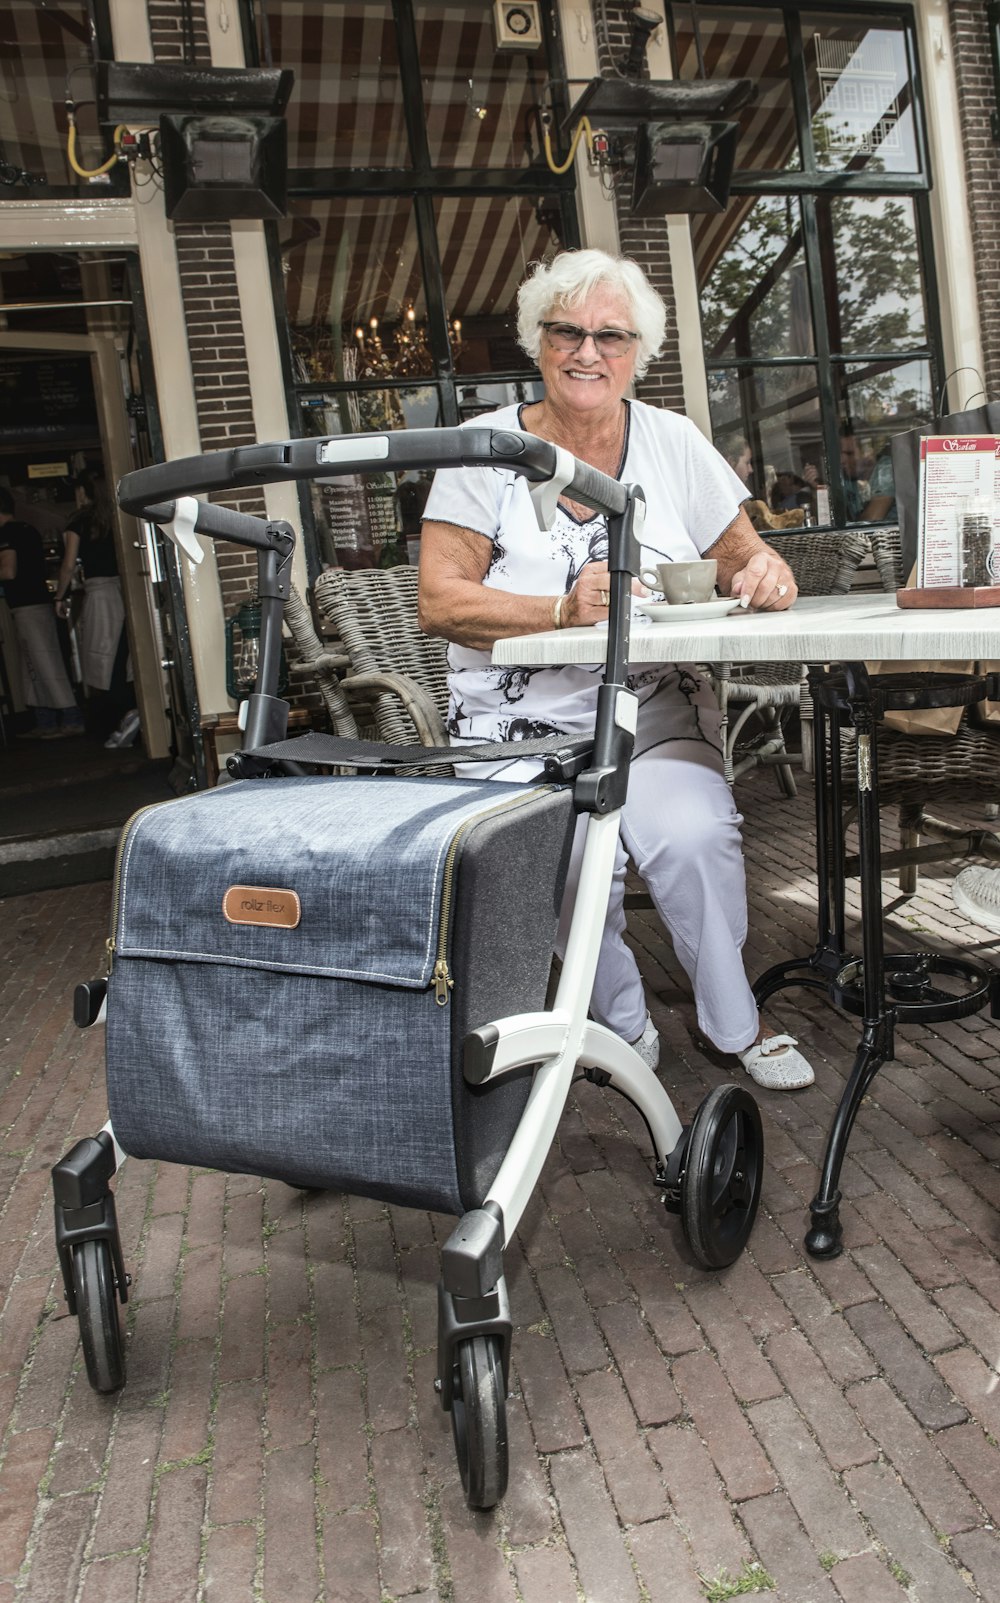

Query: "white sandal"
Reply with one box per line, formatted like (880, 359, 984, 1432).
(738, 1033, 815, 1091)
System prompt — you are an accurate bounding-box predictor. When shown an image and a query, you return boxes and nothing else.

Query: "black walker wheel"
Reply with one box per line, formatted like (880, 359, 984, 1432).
(71, 1238, 125, 1394)
(681, 1085, 763, 1269)
(450, 1334, 508, 1510)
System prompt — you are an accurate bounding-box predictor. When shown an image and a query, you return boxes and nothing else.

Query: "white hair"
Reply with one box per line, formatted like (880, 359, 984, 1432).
(516, 248, 667, 380)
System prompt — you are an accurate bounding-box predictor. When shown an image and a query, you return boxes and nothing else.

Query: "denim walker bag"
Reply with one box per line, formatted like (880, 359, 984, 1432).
(104, 772, 574, 1214)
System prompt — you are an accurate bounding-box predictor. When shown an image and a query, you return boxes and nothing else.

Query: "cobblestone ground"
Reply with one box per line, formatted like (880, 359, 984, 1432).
(1, 771, 999, 1603)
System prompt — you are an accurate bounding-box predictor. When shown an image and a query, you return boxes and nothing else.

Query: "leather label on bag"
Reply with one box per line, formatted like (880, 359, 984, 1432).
(223, 886, 301, 929)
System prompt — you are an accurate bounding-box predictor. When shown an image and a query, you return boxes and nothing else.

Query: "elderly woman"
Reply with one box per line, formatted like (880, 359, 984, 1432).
(418, 249, 814, 1092)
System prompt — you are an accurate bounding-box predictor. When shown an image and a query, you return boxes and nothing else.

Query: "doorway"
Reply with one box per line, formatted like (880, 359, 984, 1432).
(0, 249, 188, 890)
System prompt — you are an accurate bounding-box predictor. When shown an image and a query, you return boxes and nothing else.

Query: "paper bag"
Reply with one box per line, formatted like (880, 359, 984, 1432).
(865, 660, 974, 736)
(971, 661, 1000, 726)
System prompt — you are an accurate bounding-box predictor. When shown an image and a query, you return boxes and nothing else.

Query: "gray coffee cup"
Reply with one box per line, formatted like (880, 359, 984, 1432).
(639, 558, 718, 604)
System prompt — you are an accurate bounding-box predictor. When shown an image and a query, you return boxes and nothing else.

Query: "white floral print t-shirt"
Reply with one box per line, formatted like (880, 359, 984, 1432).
(420, 399, 748, 753)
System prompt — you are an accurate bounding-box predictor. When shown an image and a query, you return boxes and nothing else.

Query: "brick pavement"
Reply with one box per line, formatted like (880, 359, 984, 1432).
(1, 772, 999, 1603)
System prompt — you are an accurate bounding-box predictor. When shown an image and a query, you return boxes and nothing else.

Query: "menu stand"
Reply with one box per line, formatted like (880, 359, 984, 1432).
(753, 664, 1000, 1259)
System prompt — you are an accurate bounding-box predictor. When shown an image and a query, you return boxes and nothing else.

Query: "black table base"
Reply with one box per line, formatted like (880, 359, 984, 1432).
(753, 665, 1000, 1259)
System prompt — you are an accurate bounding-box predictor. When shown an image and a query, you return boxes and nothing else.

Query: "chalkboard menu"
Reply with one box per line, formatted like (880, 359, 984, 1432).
(0, 355, 100, 448)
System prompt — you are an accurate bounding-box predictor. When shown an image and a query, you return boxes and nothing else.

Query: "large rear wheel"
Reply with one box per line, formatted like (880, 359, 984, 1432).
(681, 1085, 763, 1269)
(450, 1335, 508, 1510)
(71, 1238, 125, 1394)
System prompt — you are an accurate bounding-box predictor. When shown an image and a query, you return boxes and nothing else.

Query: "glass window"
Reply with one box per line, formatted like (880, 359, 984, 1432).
(302, 386, 444, 568)
(836, 357, 933, 520)
(802, 12, 919, 174)
(261, 1, 410, 168)
(709, 364, 824, 521)
(417, 0, 544, 168)
(672, 6, 800, 172)
(433, 195, 556, 374)
(699, 195, 814, 361)
(695, 5, 935, 527)
(283, 198, 426, 384)
(820, 194, 928, 355)
(0, 0, 108, 191)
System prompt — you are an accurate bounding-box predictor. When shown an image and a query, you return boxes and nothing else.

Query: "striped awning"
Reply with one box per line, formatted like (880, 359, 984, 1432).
(284, 193, 554, 334)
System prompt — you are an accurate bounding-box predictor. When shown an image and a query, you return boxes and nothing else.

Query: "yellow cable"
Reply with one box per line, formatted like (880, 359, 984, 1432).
(67, 119, 127, 179)
(543, 116, 594, 176)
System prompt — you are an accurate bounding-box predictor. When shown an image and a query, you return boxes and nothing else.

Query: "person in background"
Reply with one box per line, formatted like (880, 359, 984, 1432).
(721, 435, 753, 490)
(55, 471, 140, 748)
(419, 248, 816, 1092)
(0, 487, 84, 738)
(804, 425, 891, 521)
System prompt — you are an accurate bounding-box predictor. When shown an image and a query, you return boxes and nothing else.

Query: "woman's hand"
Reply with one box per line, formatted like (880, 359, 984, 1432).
(54, 597, 70, 619)
(707, 509, 797, 611)
(562, 562, 649, 627)
(730, 547, 797, 611)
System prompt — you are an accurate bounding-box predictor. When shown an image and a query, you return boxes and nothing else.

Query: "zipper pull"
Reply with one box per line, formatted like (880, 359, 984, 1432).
(104, 937, 115, 977)
(433, 958, 453, 1006)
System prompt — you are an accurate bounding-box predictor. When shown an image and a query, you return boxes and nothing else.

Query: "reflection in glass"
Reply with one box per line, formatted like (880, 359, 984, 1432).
(417, 2, 541, 168)
(709, 365, 824, 526)
(301, 387, 442, 570)
(671, 5, 799, 173)
(434, 195, 556, 375)
(821, 195, 927, 355)
(802, 13, 918, 173)
(260, 1, 409, 168)
(838, 358, 933, 521)
(283, 199, 426, 384)
(699, 195, 812, 361)
(0, 0, 106, 189)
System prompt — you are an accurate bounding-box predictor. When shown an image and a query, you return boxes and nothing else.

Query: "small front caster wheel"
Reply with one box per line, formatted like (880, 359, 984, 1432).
(681, 1084, 763, 1270)
(72, 1238, 125, 1394)
(450, 1335, 508, 1510)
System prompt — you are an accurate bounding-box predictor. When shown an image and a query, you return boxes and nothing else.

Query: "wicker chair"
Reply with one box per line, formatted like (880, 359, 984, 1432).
(843, 527, 1000, 893)
(709, 530, 871, 798)
(312, 564, 451, 748)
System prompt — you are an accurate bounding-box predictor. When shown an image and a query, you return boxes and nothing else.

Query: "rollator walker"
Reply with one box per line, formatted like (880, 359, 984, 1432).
(52, 427, 763, 1509)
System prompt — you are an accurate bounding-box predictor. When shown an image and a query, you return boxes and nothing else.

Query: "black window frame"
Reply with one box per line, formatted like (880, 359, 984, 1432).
(670, 0, 946, 529)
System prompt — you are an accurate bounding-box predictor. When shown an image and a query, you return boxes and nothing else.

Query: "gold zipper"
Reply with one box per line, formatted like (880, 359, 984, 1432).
(105, 794, 193, 976)
(432, 786, 553, 1005)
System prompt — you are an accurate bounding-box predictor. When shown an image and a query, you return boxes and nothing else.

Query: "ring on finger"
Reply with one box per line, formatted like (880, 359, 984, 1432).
(776, 583, 788, 598)
(599, 589, 610, 606)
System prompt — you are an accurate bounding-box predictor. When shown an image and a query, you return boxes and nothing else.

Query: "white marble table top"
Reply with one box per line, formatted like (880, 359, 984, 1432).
(491, 592, 1000, 668)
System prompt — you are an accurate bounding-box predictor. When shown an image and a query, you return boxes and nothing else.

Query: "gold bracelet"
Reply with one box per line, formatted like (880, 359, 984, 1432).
(552, 593, 564, 629)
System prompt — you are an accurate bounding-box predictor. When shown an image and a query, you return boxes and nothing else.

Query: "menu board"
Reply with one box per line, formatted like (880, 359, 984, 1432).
(918, 436, 1000, 587)
(0, 355, 99, 448)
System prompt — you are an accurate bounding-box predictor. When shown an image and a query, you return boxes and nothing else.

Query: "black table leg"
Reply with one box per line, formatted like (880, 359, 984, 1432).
(754, 690, 852, 1007)
(806, 678, 896, 1256)
(753, 663, 995, 1259)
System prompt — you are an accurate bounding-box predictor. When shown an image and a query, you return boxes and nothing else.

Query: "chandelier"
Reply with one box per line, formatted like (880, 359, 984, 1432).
(353, 304, 462, 379)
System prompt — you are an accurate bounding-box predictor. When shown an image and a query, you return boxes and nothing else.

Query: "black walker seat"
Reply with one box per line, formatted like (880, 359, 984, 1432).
(52, 426, 765, 1508)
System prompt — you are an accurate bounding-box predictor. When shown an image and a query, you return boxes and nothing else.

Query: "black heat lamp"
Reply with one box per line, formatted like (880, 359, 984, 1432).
(631, 118, 740, 215)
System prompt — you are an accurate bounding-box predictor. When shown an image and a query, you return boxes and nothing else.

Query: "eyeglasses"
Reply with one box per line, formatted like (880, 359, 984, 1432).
(540, 321, 639, 358)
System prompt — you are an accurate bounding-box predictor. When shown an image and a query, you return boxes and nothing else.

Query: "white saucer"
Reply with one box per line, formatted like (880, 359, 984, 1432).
(635, 597, 742, 623)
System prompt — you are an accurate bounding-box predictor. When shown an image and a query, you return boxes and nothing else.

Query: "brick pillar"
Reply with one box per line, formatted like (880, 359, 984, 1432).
(589, 2, 686, 412)
(147, 0, 264, 605)
(949, 3, 1000, 401)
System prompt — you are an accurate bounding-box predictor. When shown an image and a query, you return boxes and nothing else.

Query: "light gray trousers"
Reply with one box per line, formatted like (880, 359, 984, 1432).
(462, 702, 761, 1055)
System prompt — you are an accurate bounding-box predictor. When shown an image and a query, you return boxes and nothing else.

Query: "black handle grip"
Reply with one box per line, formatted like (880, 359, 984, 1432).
(118, 427, 628, 522)
(564, 458, 629, 518)
(143, 498, 292, 554)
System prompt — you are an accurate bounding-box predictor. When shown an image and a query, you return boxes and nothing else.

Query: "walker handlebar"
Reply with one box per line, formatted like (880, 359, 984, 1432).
(117, 426, 630, 523)
(143, 498, 291, 552)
